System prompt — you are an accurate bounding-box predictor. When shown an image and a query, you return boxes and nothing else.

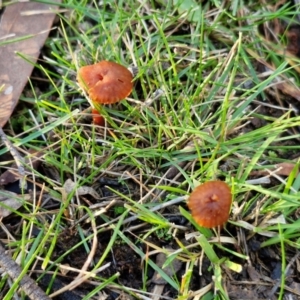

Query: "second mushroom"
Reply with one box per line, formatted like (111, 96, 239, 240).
(187, 181, 232, 228)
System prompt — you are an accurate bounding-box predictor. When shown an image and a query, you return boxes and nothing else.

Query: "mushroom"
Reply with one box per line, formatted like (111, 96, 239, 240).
(187, 181, 232, 228)
(77, 61, 133, 125)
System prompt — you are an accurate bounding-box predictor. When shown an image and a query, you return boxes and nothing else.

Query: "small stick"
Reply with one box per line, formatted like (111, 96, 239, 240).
(0, 243, 50, 300)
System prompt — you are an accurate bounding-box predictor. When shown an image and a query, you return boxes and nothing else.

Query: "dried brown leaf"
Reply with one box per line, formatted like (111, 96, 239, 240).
(63, 179, 101, 200)
(152, 250, 182, 285)
(0, 191, 30, 218)
(275, 81, 300, 102)
(274, 162, 299, 176)
(251, 162, 298, 177)
(0, 1, 60, 127)
(0, 149, 44, 185)
(247, 265, 262, 281)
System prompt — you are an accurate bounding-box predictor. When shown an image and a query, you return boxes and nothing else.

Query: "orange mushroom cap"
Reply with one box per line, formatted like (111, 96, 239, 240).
(187, 181, 232, 228)
(77, 60, 133, 104)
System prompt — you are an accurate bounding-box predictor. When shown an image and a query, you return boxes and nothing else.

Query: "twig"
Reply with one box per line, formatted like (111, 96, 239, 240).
(0, 243, 50, 300)
(49, 263, 111, 298)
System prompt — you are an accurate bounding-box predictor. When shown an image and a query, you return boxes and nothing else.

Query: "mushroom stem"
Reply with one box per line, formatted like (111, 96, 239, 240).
(91, 108, 105, 126)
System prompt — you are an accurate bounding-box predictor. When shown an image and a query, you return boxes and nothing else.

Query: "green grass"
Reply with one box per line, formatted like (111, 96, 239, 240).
(1, 0, 300, 299)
